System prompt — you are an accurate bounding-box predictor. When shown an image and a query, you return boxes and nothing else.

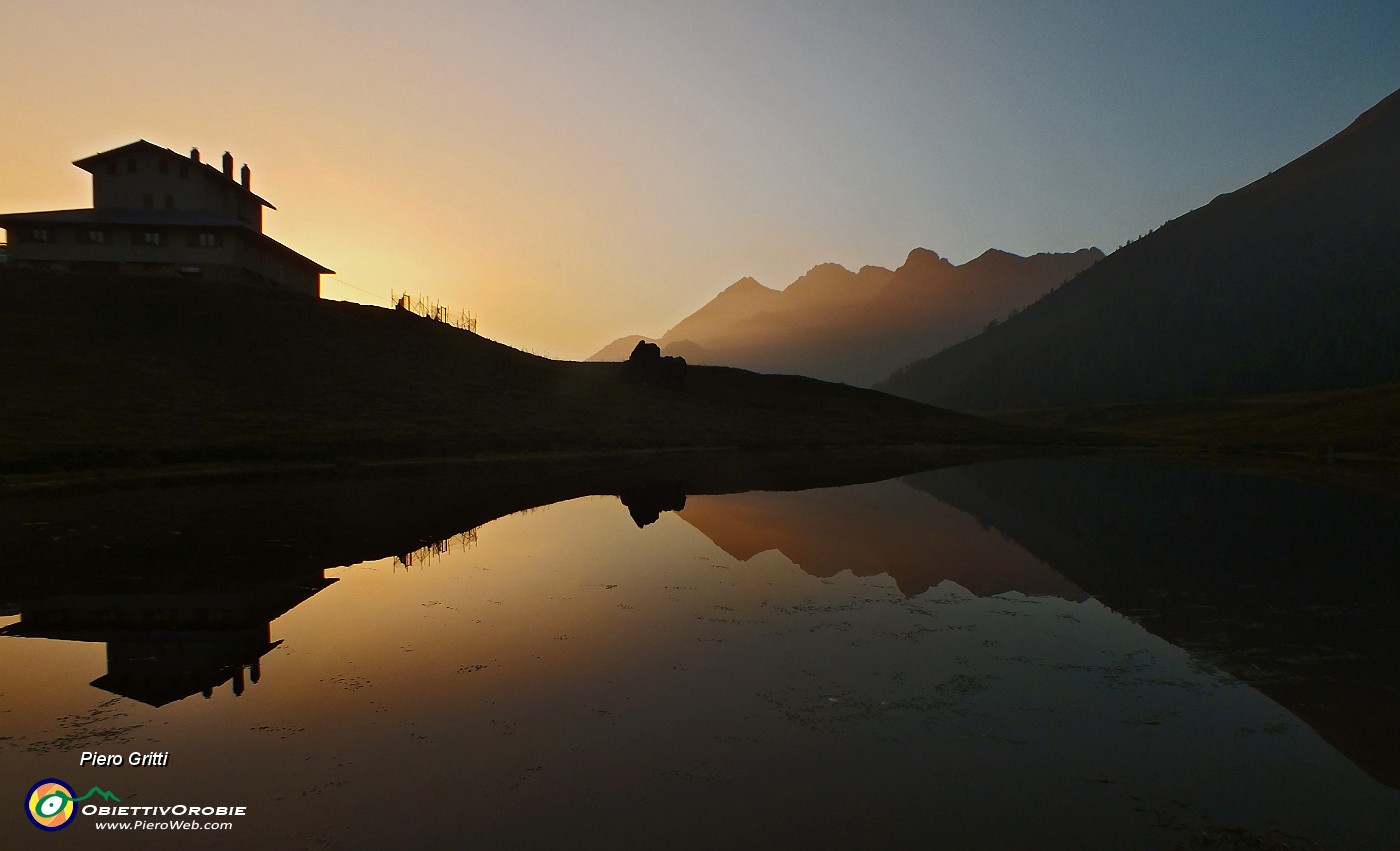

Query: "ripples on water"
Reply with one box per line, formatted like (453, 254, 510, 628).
(2, 457, 1398, 849)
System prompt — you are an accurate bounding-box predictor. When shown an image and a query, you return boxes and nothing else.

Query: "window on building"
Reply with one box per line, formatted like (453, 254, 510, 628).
(159, 159, 169, 174)
(142, 194, 154, 209)
(82, 229, 106, 245)
(106, 161, 118, 176)
(179, 164, 189, 178)
(31, 228, 49, 243)
(197, 232, 220, 247)
(164, 194, 175, 209)
(126, 158, 138, 173)
(142, 231, 163, 246)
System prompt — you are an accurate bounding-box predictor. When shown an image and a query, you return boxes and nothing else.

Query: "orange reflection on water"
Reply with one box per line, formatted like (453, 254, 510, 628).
(680, 480, 1084, 598)
(4, 474, 1400, 848)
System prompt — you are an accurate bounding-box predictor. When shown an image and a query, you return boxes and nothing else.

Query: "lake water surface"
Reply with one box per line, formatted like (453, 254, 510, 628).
(2, 457, 1398, 849)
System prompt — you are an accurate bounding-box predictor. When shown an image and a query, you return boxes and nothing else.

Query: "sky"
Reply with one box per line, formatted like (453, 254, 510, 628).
(3, 1, 1398, 359)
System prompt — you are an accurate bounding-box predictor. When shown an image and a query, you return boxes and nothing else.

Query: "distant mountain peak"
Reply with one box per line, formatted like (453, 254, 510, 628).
(905, 247, 947, 263)
(783, 262, 858, 298)
(899, 248, 957, 277)
(722, 276, 774, 295)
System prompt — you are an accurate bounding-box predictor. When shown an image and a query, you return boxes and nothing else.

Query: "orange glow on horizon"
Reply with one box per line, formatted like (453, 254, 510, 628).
(6, 3, 1398, 358)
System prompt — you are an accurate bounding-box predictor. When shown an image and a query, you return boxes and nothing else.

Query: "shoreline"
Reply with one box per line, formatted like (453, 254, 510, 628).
(3, 440, 1396, 501)
(0, 442, 1077, 498)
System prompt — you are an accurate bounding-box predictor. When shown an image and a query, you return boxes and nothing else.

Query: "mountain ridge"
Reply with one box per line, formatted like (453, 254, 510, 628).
(591, 245, 1102, 386)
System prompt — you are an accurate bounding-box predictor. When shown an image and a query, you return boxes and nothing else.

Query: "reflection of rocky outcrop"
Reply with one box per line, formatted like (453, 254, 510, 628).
(0, 574, 334, 706)
(619, 486, 687, 528)
(678, 479, 1084, 599)
(906, 457, 1400, 789)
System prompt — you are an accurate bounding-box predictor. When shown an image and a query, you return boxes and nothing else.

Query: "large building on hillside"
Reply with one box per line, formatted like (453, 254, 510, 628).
(0, 140, 332, 297)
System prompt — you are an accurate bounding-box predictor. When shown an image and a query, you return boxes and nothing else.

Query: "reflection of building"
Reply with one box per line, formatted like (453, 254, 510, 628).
(0, 577, 334, 707)
(0, 140, 333, 296)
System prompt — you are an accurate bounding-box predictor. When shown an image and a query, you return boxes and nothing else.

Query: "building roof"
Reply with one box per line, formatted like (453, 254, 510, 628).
(0, 208, 335, 274)
(257, 232, 336, 275)
(0, 208, 248, 227)
(73, 140, 276, 210)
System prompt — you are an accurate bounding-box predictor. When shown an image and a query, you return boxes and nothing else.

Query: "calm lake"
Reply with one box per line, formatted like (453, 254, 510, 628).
(2, 456, 1398, 849)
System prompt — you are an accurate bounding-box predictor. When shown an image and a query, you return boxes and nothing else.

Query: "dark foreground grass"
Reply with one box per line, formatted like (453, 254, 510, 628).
(1000, 384, 1400, 455)
(997, 384, 1400, 495)
(0, 272, 1046, 481)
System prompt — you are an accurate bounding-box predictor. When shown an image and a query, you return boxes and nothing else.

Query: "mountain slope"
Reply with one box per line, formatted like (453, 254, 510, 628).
(881, 87, 1400, 410)
(591, 246, 1101, 387)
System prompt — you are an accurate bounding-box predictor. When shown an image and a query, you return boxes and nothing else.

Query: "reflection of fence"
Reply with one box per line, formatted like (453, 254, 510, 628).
(392, 291, 477, 333)
(394, 529, 479, 570)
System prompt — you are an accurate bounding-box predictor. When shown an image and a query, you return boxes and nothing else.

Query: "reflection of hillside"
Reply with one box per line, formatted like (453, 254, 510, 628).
(678, 480, 1085, 598)
(0, 447, 1007, 591)
(1, 573, 334, 706)
(0, 448, 996, 703)
(906, 457, 1400, 789)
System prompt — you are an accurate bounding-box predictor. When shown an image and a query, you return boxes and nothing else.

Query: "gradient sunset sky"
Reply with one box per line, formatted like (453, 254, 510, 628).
(4, 2, 1398, 358)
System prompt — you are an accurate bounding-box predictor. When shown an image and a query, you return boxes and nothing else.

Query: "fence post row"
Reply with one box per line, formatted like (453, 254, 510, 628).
(390, 291, 477, 333)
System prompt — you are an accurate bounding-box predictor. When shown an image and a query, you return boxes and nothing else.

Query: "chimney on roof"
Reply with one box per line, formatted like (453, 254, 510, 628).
(222, 151, 234, 179)
(241, 163, 251, 190)
(190, 147, 201, 163)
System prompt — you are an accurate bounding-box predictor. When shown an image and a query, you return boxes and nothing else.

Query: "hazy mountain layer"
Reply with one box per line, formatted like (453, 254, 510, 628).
(591, 247, 1102, 386)
(881, 86, 1400, 410)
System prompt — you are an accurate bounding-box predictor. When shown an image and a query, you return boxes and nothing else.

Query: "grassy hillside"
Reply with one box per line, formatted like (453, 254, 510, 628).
(881, 86, 1400, 410)
(0, 271, 1037, 476)
(1001, 383, 1400, 457)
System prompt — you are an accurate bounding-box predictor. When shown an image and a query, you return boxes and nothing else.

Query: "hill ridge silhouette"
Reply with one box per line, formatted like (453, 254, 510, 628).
(0, 271, 1037, 476)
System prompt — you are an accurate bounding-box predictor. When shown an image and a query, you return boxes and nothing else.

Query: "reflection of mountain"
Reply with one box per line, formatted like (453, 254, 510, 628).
(591, 247, 1101, 387)
(677, 480, 1084, 599)
(1, 573, 334, 706)
(906, 457, 1400, 789)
